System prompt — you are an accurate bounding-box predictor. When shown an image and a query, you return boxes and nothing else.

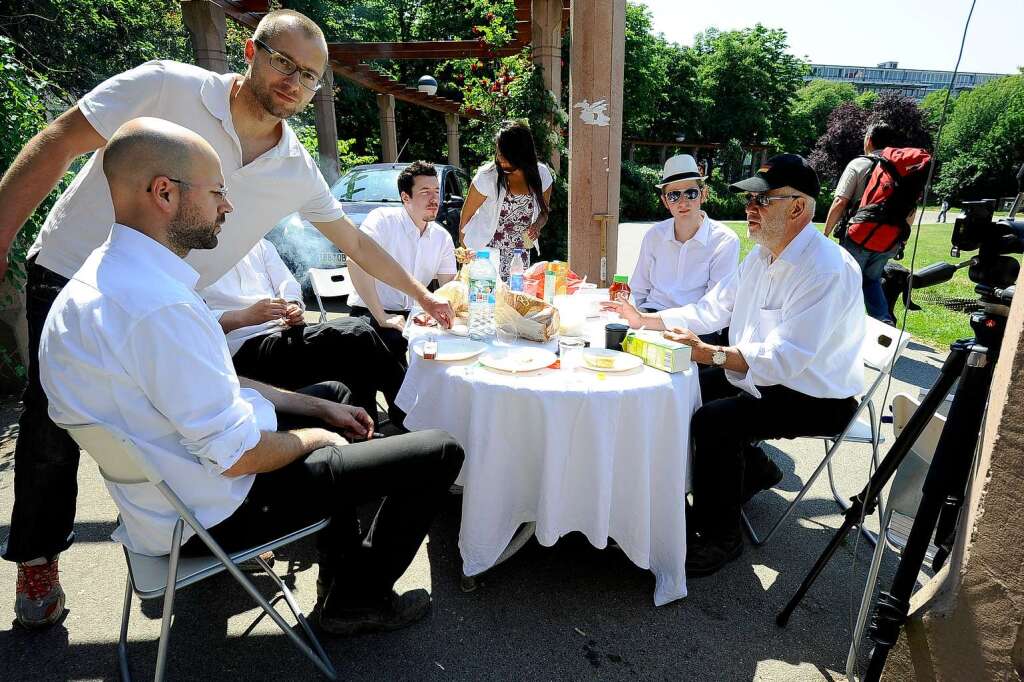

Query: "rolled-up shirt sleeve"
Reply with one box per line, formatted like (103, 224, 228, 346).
(260, 240, 304, 306)
(124, 304, 261, 474)
(730, 271, 844, 397)
(660, 266, 738, 334)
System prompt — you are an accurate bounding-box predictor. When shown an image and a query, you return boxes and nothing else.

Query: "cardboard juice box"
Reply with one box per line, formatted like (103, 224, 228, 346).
(622, 330, 692, 373)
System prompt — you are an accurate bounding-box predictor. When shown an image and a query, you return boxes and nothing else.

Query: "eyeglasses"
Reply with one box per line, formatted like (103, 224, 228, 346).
(147, 178, 229, 200)
(664, 187, 702, 204)
(254, 39, 323, 92)
(744, 193, 803, 208)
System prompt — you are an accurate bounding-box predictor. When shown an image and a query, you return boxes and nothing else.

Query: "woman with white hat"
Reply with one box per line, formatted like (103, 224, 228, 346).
(629, 154, 739, 342)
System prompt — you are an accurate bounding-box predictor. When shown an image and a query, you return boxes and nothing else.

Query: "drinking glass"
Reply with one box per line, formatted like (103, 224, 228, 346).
(559, 337, 586, 372)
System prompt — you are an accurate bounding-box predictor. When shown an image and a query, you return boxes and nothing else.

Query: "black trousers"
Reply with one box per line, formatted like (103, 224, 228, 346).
(183, 381, 463, 608)
(232, 317, 406, 425)
(690, 367, 857, 540)
(348, 306, 410, 371)
(3, 259, 79, 563)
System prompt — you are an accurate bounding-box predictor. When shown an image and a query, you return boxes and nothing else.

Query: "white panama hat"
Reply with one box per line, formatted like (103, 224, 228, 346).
(655, 154, 706, 189)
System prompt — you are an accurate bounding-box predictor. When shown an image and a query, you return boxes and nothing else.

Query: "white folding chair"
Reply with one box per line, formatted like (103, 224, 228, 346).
(63, 424, 337, 682)
(845, 392, 945, 680)
(308, 267, 353, 324)
(741, 317, 911, 546)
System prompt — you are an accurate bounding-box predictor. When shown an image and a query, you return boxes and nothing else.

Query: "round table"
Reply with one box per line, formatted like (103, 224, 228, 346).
(396, 316, 701, 606)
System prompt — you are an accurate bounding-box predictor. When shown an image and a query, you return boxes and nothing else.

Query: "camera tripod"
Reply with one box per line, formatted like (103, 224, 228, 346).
(774, 298, 1008, 682)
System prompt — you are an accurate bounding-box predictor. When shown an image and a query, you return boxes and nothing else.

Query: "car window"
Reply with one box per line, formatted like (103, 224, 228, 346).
(331, 168, 403, 202)
(445, 172, 464, 201)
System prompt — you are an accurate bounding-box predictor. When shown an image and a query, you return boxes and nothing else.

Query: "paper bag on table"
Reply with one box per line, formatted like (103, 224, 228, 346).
(433, 280, 469, 317)
(494, 285, 560, 342)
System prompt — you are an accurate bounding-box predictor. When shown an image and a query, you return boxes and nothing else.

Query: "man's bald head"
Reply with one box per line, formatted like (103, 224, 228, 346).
(102, 117, 218, 194)
(253, 9, 327, 52)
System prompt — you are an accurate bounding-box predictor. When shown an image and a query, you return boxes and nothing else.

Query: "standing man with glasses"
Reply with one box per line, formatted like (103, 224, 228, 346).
(0, 8, 453, 628)
(604, 155, 864, 576)
(629, 154, 739, 344)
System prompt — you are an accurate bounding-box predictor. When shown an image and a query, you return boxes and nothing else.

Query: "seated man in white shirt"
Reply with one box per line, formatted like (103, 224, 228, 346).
(605, 155, 865, 577)
(631, 154, 740, 344)
(347, 161, 458, 367)
(201, 239, 406, 427)
(40, 118, 463, 634)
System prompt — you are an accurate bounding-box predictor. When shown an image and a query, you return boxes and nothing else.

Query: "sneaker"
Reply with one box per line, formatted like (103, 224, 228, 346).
(318, 589, 431, 636)
(15, 557, 66, 629)
(685, 535, 743, 578)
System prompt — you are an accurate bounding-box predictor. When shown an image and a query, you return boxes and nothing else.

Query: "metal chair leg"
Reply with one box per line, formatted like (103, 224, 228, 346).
(847, 507, 893, 681)
(118, 575, 133, 682)
(154, 519, 183, 682)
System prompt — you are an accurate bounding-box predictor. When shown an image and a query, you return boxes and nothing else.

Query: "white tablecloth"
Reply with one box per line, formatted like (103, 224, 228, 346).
(396, 319, 701, 605)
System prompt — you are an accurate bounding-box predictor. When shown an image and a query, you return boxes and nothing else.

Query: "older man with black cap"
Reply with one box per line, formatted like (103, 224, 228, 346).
(605, 154, 865, 576)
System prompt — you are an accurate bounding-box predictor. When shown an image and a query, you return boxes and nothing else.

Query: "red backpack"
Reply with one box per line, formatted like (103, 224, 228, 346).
(846, 147, 932, 253)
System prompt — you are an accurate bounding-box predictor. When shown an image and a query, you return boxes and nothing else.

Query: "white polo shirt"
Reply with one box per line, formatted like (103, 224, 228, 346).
(661, 223, 865, 400)
(629, 214, 740, 311)
(41, 225, 276, 556)
(201, 239, 304, 356)
(347, 207, 457, 312)
(29, 60, 347, 289)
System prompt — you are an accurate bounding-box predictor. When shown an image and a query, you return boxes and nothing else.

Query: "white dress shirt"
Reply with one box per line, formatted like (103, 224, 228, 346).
(40, 225, 277, 556)
(29, 60, 347, 288)
(630, 214, 740, 311)
(201, 239, 304, 356)
(661, 223, 866, 399)
(347, 207, 457, 312)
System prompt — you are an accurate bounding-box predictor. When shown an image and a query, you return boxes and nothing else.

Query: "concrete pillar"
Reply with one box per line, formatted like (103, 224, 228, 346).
(532, 0, 564, 174)
(567, 0, 626, 285)
(377, 94, 398, 163)
(181, 0, 228, 74)
(885, 264, 1024, 679)
(445, 113, 460, 168)
(313, 68, 340, 184)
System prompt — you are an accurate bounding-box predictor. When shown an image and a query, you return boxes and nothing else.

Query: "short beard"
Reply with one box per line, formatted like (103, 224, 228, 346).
(168, 202, 220, 254)
(251, 76, 303, 120)
(750, 213, 786, 250)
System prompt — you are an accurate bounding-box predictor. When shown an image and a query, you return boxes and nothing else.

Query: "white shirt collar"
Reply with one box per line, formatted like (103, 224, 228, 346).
(108, 223, 200, 290)
(199, 72, 305, 160)
(657, 213, 711, 246)
(755, 221, 817, 267)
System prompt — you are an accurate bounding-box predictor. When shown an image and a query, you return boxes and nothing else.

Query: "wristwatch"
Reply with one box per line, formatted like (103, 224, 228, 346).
(711, 346, 727, 367)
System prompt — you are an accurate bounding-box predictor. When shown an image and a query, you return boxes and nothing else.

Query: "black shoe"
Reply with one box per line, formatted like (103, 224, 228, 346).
(685, 535, 743, 578)
(740, 446, 783, 503)
(684, 500, 701, 545)
(319, 589, 431, 635)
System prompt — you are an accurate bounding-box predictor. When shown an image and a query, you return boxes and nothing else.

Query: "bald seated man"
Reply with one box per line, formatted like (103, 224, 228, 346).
(39, 118, 464, 635)
(0, 8, 455, 628)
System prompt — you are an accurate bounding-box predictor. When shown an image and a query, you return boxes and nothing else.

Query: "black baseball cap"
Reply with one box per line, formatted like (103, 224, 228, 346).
(729, 153, 820, 199)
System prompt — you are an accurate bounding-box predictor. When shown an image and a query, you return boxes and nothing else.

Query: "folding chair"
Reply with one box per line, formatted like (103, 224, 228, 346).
(741, 316, 911, 547)
(845, 392, 945, 680)
(63, 424, 337, 682)
(308, 267, 353, 324)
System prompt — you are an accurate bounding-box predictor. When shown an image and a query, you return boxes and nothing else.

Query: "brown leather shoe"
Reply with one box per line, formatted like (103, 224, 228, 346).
(319, 589, 431, 636)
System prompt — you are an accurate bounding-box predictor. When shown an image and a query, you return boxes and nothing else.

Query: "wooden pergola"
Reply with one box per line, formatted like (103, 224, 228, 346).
(180, 0, 625, 284)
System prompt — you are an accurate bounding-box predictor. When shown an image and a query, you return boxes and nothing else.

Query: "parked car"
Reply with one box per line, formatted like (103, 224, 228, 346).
(266, 162, 471, 292)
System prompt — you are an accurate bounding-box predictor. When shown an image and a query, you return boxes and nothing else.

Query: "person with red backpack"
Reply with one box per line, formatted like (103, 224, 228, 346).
(823, 123, 930, 323)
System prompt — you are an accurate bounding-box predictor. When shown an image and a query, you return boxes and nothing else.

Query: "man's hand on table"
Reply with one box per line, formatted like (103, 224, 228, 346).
(663, 327, 713, 364)
(419, 292, 454, 329)
(317, 401, 374, 441)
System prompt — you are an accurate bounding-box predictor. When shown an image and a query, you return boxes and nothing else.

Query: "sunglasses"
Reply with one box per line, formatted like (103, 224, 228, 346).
(664, 187, 702, 204)
(744, 193, 803, 208)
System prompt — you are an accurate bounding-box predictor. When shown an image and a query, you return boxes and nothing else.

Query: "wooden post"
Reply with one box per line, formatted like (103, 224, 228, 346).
(181, 0, 228, 74)
(445, 113, 460, 168)
(627, 143, 635, 163)
(567, 0, 626, 283)
(532, 0, 564, 174)
(377, 94, 398, 163)
(313, 68, 340, 184)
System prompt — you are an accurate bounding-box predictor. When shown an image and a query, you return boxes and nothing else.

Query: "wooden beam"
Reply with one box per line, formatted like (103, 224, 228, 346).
(313, 68, 340, 184)
(445, 114, 461, 168)
(181, 1, 228, 74)
(377, 94, 398, 163)
(532, 0, 563, 174)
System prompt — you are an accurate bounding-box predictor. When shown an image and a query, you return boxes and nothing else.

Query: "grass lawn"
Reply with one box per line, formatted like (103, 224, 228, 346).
(720, 221, 1014, 350)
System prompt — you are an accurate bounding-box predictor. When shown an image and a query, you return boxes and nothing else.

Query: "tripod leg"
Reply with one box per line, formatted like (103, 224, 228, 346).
(865, 346, 994, 681)
(777, 345, 968, 627)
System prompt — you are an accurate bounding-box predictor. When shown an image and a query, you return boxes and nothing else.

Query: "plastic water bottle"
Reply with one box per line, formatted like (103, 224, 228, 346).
(468, 249, 497, 340)
(508, 248, 527, 292)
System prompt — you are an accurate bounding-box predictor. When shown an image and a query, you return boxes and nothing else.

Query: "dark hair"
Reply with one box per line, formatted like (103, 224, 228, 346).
(494, 120, 548, 217)
(397, 161, 437, 198)
(865, 122, 901, 150)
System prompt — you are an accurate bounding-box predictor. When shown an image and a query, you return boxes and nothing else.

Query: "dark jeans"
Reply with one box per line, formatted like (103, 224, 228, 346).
(232, 317, 406, 425)
(183, 381, 463, 608)
(841, 239, 899, 324)
(2, 260, 80, 563)
(348, 306, 409, 371)
(690, 367, 857, 541)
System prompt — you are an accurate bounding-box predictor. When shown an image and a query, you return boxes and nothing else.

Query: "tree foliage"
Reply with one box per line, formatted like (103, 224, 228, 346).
(785, 80, 857, 155)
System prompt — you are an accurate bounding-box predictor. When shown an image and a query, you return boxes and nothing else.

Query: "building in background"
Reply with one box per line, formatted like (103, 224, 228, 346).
(807, 61, 1007, 101)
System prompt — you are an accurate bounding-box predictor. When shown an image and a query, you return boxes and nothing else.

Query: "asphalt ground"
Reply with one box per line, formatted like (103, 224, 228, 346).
(0, 221, 950, 680)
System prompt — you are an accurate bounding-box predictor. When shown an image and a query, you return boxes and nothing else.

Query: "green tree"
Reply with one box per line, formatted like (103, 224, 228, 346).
(919, 88, 956, 135)
(620, 3, 669, 140)
(785, 80, 857, 155)
(933, 74, 1024, 201)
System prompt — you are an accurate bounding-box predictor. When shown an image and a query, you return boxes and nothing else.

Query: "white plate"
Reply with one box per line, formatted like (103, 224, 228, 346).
(479, 347, 557, 373)
(580, 348, 643, 372)
(447, 322, 470, 337)
(413, 338, 486, 361)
